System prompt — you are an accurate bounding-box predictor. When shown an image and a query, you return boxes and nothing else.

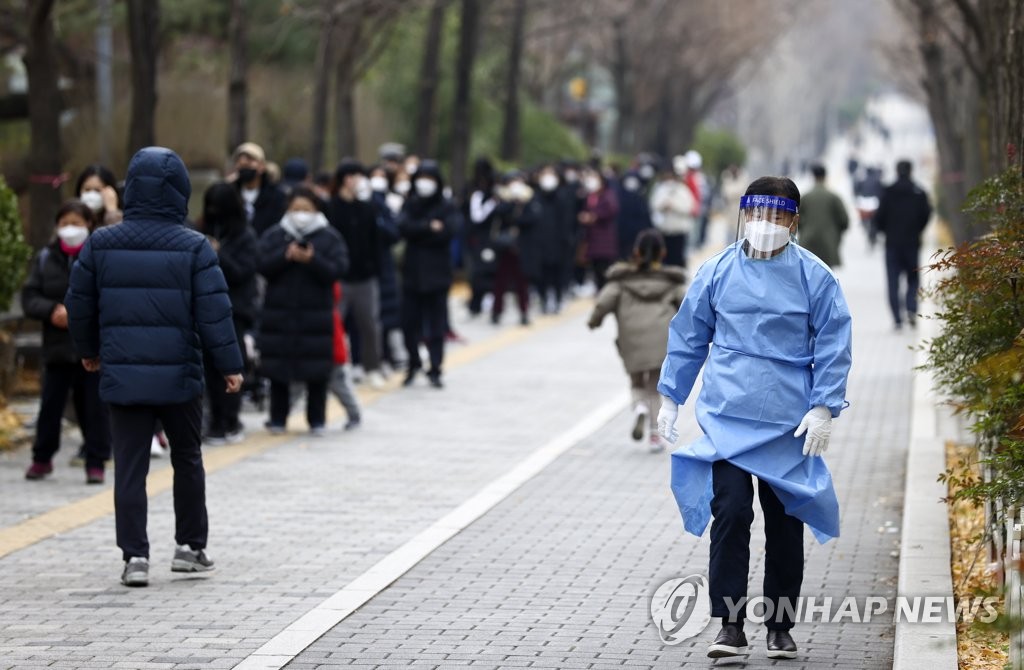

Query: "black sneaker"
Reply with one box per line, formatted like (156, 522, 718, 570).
(343, 417, 361, 431)
(403, 368, 419, 387)
(708, 624, 748, 658)
(766, 629, 797, 659)
(427, 372, 444, 389)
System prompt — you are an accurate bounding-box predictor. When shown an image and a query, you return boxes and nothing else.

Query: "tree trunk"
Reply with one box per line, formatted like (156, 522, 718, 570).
(127, 0, 160, 154)
(24, 0, 62, 251)
(414, 0, 448, 157)
(95, 0, 114, 166)
(309, 13, 336, 173)
(499, 0, 527, 162)
(450, 0, 481, 195)
(226, 0, 248, 154)
(334, 65, 357, 159)
(611, 16, 633, 153)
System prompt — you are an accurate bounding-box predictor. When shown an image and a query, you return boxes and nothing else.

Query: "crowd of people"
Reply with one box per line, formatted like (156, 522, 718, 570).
(19, 140, 725, 486)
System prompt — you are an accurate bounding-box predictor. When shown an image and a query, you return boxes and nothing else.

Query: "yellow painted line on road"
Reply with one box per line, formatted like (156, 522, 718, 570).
(0, 299, 591, 560)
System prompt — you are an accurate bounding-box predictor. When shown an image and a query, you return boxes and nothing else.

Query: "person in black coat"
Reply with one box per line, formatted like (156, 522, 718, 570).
(66, 147, 244, 585)
(874, 160, 932, 329)
(615, 169, 654, 261)
(258, 187, 349, 433)
(465, 157, 499, 316)
(490, 171, 538, 326)
(197, 183, 259, 443)
(22, 200, 111, 484)
(230, 142, 288, 236)
(368, 164, 405, 369)
(329, 159, 385, 386)
(398, 160, 461, 388)
(530, 165, 575, 313)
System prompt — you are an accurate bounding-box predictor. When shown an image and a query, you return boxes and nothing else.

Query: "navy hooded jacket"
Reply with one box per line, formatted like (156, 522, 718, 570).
(66, 147, 244, 405)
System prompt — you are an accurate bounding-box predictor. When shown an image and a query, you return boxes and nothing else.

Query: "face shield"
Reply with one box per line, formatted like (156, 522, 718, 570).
(735, 194, 799, 260)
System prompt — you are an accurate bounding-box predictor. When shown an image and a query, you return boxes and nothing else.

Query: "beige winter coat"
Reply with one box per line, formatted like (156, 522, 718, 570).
(588, 262, 687, 374)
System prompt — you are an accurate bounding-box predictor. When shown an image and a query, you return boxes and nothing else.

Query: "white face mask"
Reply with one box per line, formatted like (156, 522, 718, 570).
(744, 219, 792, 253)
(405, 161, 419, 176)
(80, 190, 104, 212)
(58, 224, 90, 247)
(370, 176, 389, 193)
(394, 180, 411, 196)
(538, 173, 559, 192)
(623, 176, 640, 192)
(564, 170, 579, 184)
(415, 179, 438, 198)
(355, 177, 372, 202)
(583, 176, 601, 193)
(289, 210, 320, 233)
(639, 164, 655, 180)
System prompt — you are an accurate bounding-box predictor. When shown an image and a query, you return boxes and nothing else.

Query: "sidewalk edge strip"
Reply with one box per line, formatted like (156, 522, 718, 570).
(233, 390, 629, 670)
(893, 305, 958, 669)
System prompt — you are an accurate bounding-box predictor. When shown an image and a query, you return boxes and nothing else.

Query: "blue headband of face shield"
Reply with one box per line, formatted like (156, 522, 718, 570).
(739, 195, 799, 214)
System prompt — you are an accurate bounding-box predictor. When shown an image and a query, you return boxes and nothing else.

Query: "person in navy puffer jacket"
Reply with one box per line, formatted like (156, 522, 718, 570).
(66, 147, 244, 588)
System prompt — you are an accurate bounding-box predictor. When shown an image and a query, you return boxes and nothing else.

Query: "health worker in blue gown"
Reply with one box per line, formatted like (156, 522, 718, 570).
(656, 176, 853, 660)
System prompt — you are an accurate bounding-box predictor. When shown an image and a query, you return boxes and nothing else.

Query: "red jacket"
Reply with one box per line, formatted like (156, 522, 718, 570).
(332, 282, 349, 365)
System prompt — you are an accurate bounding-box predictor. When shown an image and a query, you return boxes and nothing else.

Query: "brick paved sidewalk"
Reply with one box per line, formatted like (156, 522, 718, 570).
(283, 229, 912, 669)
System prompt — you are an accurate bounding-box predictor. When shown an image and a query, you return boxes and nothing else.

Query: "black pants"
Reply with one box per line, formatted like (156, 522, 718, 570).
(403, 288, 447, 375)
(591, 259, 613, 291)
(709, 460, 804, 630)
(109, 398, 206, 561)
(535, 262, 564, 309)
(32, 362, 111, 469)
(203, 318, 247, 434)
(664, 233, 688, 269)
(269, 379, 328, 429)
(885, 243, 920, 326)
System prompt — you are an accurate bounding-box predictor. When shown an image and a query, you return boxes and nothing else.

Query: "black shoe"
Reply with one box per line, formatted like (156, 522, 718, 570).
(403, 368, 419, 387)
(490, 312, 500, 325)
(908, 315, 917, 328)
(766, 629, 797, 659)
(707, 624, 748, 658)
(520, 314, 530, 326)
(427, 371, 443, 389)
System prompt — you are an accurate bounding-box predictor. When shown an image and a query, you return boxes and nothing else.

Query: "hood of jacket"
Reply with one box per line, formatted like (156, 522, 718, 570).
(606, 262, 686, 300)
(122, 147, 191, 223)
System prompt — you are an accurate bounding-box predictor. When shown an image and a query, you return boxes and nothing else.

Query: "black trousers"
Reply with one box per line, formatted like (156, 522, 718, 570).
(535, 262, 565, 308)
(32, 362, 111, 469)
(403, 288, 447, 375)
(885, 243, 920, 325)
(591, 259, 613, 291)
(269, 379, 328, 429)
(709, 460, 804, 630)
(203, 318, 247, 434)
(109, 398, 206, 561)
(492, 251, 530, 318)
(664, 233, 688, 269)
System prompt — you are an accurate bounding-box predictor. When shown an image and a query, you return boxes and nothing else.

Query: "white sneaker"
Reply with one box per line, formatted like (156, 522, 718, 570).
(367, 370, 386, 390)
(150, 436, 166, 458)
(649, 434, 669, 453)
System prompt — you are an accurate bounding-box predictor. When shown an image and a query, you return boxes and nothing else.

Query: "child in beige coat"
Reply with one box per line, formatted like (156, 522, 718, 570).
(588, 229, 687, 451)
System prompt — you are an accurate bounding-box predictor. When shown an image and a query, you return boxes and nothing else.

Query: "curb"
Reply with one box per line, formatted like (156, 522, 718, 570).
(892, 306, 958, 669)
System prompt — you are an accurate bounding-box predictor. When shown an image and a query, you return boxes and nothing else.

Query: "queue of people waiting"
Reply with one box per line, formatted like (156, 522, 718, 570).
(18, 140, 719, 485)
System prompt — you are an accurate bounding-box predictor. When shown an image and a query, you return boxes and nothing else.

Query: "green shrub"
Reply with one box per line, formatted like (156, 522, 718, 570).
(925, 164, 1024, 507)
(0, 177, 32, 312)
(693, 126, 747, 179)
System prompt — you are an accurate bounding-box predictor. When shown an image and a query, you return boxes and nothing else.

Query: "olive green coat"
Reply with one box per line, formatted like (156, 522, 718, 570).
(798, 183, 849, 268)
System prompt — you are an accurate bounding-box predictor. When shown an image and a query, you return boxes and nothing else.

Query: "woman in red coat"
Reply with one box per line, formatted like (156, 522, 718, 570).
(577, 168, 620, 290)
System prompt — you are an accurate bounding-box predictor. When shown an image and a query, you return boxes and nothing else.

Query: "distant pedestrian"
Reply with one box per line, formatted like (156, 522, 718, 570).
(197, 183, 259, 445)
(74, 165, 123, 226)
(258, 187, 349, 434)
(490, 171, 537, 326)
(398, 161, 461, 388)
(230, 142, 287, 235)
(329, 282, 362, 430)
(854, 166, 884, 248)
(577, 168, 619, 290)
(530, 164, 574, 314)
(66, 147, 244, 587)
(22, 200, 111, 484)
(615, 169, 653, 261)
(650, 159, 696, 268)
(875, 160, 931, 330)
(588, 229, 685, 452)
(798, 164, 849, 268)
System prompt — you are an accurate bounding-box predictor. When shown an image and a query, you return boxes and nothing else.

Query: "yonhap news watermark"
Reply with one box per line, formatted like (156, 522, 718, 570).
(650, 574, 1000, 646)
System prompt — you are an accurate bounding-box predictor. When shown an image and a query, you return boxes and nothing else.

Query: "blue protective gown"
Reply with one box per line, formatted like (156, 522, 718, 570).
(658, 241, 852, 543)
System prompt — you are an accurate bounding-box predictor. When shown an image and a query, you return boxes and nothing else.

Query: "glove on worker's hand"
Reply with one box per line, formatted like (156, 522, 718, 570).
(657, 396, 679, 444)
(795, 405, 832, 457)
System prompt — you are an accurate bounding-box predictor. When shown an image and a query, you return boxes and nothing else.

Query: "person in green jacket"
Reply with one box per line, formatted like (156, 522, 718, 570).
(798, 164, 849, 268)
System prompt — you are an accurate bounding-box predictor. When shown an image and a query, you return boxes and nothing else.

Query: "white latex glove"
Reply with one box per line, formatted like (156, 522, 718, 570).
(794, 406, 832, 457)
(657, 396, 680, 444)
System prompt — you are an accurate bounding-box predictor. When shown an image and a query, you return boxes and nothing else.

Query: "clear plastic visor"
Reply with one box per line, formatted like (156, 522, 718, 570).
(734, 194, 799, 260)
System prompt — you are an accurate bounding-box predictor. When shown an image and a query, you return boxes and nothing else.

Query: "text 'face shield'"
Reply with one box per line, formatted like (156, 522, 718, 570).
(735, 194, 799, 260)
